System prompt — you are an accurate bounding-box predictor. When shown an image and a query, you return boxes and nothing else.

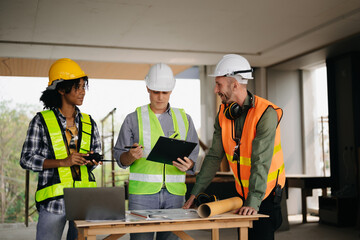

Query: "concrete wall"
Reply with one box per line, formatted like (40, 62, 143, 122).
(267, 69, 303, 215)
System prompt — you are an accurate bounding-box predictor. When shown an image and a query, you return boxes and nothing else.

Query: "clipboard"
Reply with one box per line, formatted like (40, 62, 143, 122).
(146, 136, 197, 165)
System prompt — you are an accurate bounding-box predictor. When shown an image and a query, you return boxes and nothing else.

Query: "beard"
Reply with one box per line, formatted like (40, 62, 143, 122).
(218, 92, 232, 104)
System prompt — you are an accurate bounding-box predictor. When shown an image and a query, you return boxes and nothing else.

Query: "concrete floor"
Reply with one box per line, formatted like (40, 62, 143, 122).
(1, 215, 359, 240)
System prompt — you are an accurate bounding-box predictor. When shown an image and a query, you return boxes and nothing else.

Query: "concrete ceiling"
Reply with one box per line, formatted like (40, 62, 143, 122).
(1, 0, 360, 70)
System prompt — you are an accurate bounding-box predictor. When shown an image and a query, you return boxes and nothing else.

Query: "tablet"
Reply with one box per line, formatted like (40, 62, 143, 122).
(146, 136, 197, 165)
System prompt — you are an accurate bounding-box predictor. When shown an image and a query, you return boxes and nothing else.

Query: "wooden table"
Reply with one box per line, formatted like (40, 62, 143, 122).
(75, 212, 266, 240)
(286, 175, 332, 223)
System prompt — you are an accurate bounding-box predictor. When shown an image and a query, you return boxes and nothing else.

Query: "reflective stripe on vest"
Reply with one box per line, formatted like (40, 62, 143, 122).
(219, 96, 286, 200)
(129, 173, 186, 183)
(129, 105, 189, 196)
(79, 113, 92, 154)
(35, 110, 96, 203)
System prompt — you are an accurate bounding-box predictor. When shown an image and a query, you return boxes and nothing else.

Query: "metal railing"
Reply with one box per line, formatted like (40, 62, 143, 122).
(100, 108, 116, 187)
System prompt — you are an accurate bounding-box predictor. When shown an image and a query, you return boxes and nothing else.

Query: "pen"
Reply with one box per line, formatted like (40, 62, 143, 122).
(125, 146, 143, 149)
(130, 211, 148, 219)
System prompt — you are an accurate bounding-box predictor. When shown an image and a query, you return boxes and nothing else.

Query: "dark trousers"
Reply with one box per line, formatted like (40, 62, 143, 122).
(239, 193, 283, 240)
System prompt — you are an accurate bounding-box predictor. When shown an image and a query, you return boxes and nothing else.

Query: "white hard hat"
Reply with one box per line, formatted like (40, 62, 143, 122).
(145, 63, 176, 91)
(209, 54, 253, 80)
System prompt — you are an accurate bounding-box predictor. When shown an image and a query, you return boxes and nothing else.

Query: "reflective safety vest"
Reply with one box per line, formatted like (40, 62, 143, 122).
(129, 105, 189, 196)
(35, 110, 97, 203)
(218, 96, 286, 200)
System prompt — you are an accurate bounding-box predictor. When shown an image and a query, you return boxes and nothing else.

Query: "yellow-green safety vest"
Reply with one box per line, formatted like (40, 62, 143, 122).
(35, 110, 97, 203)
(129, 105, 189, 196)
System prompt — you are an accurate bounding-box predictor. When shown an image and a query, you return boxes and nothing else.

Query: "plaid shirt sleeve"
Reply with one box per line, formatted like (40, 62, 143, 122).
(20, 114, 50, 173)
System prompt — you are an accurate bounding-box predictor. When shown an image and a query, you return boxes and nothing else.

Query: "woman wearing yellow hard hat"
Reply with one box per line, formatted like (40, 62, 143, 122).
(20, 58, 102, 240)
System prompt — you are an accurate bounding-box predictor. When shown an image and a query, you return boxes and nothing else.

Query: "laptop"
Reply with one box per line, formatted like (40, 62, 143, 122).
(64, 187, 125, 221)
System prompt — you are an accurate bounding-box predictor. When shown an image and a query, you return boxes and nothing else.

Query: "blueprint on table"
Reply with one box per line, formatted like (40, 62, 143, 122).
(127, 208, 199, 221)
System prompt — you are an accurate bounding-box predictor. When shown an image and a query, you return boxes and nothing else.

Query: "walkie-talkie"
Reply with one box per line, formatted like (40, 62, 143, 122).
(273, 169, 282, 204)
(84, 153, 115, 162)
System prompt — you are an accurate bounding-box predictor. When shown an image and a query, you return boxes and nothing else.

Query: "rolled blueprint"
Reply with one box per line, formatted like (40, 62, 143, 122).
(198, 197, 243, 218)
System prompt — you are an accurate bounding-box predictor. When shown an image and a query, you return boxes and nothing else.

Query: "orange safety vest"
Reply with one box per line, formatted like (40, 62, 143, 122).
(218, 95, 286, 200)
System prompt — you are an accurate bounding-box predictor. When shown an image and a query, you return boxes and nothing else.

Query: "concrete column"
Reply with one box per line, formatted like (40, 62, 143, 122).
(254, 67, 267, 98)
(199, 65, 216, 147)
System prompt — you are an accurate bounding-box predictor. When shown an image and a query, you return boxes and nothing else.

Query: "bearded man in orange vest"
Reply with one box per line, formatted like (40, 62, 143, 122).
(184, 54, 286, 240)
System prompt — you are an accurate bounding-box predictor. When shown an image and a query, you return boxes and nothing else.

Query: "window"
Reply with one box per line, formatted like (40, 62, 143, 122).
(314, 67, 330, 177)
(302, 65, 330, 213)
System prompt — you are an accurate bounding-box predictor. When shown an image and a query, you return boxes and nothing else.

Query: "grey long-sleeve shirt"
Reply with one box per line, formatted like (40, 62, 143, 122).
(114, 104, 200, 175)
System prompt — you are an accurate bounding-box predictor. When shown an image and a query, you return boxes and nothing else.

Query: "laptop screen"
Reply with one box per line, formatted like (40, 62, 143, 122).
(64, 187, 125, 221)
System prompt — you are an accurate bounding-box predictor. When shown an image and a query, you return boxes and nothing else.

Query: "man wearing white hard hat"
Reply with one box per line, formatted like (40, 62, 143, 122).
(114, 63, 199, 240)
(183, 54, 286, 240)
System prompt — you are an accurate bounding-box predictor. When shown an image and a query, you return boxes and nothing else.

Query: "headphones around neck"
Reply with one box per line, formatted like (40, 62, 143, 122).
(223, 102, 242, 120)
(223, 93, 253, 120)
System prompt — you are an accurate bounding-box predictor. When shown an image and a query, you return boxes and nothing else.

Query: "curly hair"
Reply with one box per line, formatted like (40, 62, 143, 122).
(40, 77, 88, 109)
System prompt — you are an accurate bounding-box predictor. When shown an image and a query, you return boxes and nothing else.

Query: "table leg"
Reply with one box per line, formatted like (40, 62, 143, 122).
(172, 231, 194, 240)
(77, 228, 85, 240)
(322, 188, 327, 197)
(301, 188, 307, 223)
(211, 228, 219, 240)
(104, 234, 126, 240)
(238, 227, 248, 240)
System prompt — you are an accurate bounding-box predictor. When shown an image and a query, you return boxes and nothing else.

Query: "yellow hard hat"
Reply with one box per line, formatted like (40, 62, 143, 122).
(47, 58, 87, 90)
